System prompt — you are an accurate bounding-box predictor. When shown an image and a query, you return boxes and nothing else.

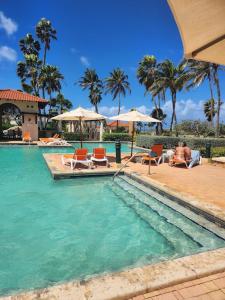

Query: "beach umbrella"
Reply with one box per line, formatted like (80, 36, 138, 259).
(167, 0, 225, 65)
(110, 110, 161, 156)
(52, 107, 106, 147)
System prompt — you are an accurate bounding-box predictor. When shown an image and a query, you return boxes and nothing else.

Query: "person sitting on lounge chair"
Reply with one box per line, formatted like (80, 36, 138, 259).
(61, 148, 92, 169)
(141, 144, 163, 165)
(169, 142, 201, 168)
(91, 148, 109, 167)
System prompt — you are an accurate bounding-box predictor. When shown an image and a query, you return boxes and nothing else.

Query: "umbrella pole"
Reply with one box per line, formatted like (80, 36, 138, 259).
(148, 158, 151, 175)
(79, 117, 83, 148)
(131, 122, 135, 157)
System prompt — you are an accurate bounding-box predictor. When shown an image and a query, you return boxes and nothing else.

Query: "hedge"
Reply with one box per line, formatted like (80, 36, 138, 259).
(200, 147, 225, 158)
(136, 135, 225, 149)
(63, 132, 89, 141)
(102, 133, 132, 141)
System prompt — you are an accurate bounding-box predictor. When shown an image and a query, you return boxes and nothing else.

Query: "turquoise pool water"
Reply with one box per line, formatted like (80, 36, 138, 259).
(0, 146, 224, 296)
(71, 142, 132, 153)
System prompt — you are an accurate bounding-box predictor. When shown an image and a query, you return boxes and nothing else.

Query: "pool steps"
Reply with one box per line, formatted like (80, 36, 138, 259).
(112, 176, 225, 250)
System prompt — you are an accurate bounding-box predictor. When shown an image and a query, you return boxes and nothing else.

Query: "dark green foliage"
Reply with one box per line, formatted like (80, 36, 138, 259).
(63, 132, 89, 141)
(102, 133, 132, 141)
(136, 134, 225, 149)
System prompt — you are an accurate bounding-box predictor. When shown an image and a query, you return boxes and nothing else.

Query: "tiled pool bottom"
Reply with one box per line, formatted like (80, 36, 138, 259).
(0, 147, 225, 297)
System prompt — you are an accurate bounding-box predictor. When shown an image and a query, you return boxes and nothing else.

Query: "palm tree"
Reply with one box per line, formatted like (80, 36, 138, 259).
(17, 54, 42, 96)
(156, 59, 186, 131)
(19, 34, 40, 56)
(36, 18, 57, 65)
(78, 69, 103, 113)
(39, 65, 64, 100)
(105, 68, 131, 128)
(211, 64, 222, 137)
(39, 65, 64, 128)
(182, 59, 215, 127)
(137, 55, 166, 134)
(89, 87, 102, 113)
(204, 99, 216, 123)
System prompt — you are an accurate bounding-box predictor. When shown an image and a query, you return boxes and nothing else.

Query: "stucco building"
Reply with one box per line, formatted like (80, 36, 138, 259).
(0, 89, 47, 141)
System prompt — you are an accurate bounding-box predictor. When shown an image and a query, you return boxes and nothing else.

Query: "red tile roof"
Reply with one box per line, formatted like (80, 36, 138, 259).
(0, 89, 47, 103)
(107, 121, 129, 127)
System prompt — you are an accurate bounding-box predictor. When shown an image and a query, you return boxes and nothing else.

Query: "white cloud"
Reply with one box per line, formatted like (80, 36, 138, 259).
(70, 47, 79, 54)
(80, 56, 90, 67)
(0, 46, 17, 62)
(88, 100, 225, 123)
(0, 11, 18, 35)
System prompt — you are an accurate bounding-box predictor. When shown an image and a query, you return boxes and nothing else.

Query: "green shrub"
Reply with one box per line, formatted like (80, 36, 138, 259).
(63, 132, 89, 141)
(102, 132, 132, 141)
(200, 147, 225, 158)
(136, 135, 225, 149)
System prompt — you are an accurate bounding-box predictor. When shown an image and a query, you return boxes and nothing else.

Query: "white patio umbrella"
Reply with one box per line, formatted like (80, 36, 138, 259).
(168, 0, 225, 65)
(52, 107, 106, 147)
(110, 110, 161, 156)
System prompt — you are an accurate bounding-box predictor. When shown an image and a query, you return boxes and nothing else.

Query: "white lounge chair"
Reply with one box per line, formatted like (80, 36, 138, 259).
(61, 148, 92, 169)
(90, 148, 109, 167)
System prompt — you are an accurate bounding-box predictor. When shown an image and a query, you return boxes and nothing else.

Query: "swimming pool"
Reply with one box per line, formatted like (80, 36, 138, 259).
(0, 146, 224, 296)
(71, 142, 132, 153)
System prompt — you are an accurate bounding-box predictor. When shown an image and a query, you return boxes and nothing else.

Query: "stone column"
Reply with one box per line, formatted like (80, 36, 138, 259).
(99, 121, 104, 142)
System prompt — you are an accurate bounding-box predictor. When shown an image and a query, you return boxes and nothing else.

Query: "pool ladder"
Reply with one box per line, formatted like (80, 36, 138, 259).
(113, 151, 144, 180)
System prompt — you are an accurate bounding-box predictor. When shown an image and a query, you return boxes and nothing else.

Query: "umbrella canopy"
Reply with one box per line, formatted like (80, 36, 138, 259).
(110, 110, 161, 156)
(52, 107, 106, 147)
(51, 107, 105, 121)
(168, 0, 225, 65)
(110, 110, 161, 123)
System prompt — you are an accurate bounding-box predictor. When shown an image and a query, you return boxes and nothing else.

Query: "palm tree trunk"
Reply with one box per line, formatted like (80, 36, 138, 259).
(213, 66, 221, 137)
(170, 92, 177, 133)
(117, 94, 120, 130)
(43, 44, 47, 66)
(95, 103, 98, 113)
(208, 73, 214, 127)
(152, 97, 159, 135)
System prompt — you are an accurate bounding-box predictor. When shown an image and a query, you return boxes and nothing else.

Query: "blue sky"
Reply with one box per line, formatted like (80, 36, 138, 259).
(0, 0, 225, 123)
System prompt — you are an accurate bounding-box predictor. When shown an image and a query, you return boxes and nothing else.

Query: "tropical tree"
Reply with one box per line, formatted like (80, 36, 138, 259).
(89, 87, 102, 113)
(51, 93, 73, 114)
(39, 65, 64, 128)
(19, 34, 40, 56)
(36, 18, 57, 65)
(182, 59, 215, 127)
(78, 68, 103, 113)
(204, 99, 216, 123)
(156, 59, 187, 131)
(39, 65, 64, 100)
(105, 68, 131, 128)
(137, 55, 166, 134)
(17, 54, 42, 96)
(212, 64, 222, 137)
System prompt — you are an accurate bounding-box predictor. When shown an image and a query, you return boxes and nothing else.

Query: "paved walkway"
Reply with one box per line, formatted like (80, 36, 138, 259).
(131, 271, 225, 300)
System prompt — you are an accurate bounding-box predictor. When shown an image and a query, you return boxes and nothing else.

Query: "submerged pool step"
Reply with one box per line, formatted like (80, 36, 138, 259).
(113, 176, 225, 251)
(110, 181, 201, 255)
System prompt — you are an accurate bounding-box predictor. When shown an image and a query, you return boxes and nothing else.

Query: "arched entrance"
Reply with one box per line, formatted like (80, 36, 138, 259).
(0, 103, 22, 139)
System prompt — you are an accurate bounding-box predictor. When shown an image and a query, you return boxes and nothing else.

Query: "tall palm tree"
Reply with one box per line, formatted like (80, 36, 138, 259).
(78, 69, 103, 113)
(204, 99, 216, 123)
(182, 59, 215, 127)
(212, 64, 222, 137)
(19, 34, 40, 56)
(36, 18, 57, 65)
(137, 55, 165, 134)
(105, 68, 131, 128)
(17, 54, 42, 96)
(39, 65, 64, 100)
(156, 60, 186, 131)
(89, 87, 102, 113)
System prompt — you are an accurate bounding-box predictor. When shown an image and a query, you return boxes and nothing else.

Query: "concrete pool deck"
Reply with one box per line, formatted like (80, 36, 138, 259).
(2, 152, 225, 300)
